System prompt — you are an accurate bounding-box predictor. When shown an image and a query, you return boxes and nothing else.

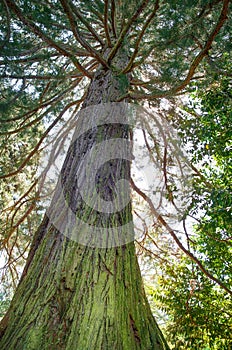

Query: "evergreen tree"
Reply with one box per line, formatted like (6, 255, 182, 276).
(0, 1, 230, 349)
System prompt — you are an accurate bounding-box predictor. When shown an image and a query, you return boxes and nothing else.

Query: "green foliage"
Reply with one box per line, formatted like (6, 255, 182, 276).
(0, 292, 11, 320)
(150, 257, 232, 350)
(0, 124, 44, 289)
(147, 60, 232, 349)
(0, 1, 231, 347)
(179, 61, 232, 283)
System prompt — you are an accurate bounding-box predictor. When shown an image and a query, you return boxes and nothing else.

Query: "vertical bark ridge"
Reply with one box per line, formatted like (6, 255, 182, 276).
(0, 52, 170, 350)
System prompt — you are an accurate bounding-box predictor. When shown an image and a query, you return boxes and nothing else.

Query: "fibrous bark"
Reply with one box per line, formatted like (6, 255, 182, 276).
(0, 52, 170, 350)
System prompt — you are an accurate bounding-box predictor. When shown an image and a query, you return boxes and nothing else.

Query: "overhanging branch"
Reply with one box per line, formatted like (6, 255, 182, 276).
(0, 97, 85, 179)
(130, 178, 232, 296)
(130, 0, 229, 100)
(5, 0, 93, 78)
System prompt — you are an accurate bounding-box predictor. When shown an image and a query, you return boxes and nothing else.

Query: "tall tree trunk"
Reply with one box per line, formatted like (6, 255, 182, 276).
(0, 52, 170, 349)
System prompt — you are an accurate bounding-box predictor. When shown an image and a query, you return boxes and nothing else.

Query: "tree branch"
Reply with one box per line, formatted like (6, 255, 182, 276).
(130, 178, 232, 296)
(130, 0, 229, 99)
(59, 0, 108, 67)
(110, 0, 117, 38)
(0, 73, 83, 80)
(0, 79, 81, 124)
(104, 0, 112, 47)
(64, 2, 105, 47)
(0, 97, 85, 179)
(0, 0, 11, 50)
(122, 0, 160, 73)
(108, 0, 150, 61)
(173, 0, 229, 94)
(5, 0, 93, 78)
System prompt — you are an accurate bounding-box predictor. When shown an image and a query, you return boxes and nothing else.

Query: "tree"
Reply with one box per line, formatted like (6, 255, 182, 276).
(0, 1, 231, 349)
(147, 62, 232, 349)
(151, 254, 232, 350)
(0, 115, 44, 291)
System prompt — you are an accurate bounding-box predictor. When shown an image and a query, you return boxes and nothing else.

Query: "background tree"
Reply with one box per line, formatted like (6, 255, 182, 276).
(145, 62, 232, 349)
(0, 0, 231, 349)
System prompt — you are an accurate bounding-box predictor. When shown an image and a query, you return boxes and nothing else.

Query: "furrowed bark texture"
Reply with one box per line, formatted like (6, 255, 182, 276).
(0, 52, 170, 350)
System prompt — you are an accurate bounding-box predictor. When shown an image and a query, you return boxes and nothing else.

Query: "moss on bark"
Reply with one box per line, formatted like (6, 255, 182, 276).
(0, 55, 170, 350)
